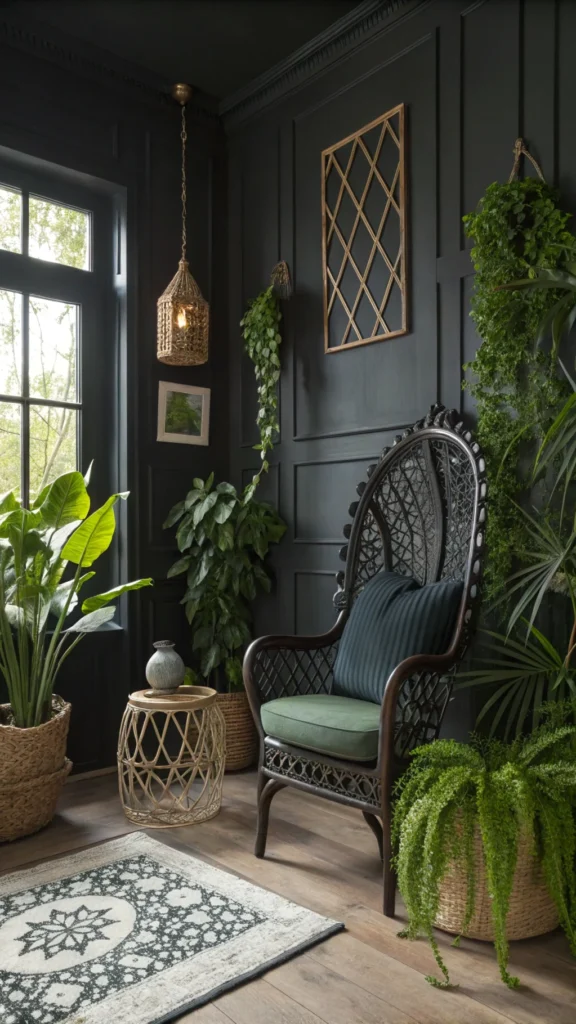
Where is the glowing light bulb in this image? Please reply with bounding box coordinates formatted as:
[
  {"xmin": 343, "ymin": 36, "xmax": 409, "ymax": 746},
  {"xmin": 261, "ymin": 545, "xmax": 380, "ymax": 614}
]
[{"xmin": 177, "ymin": 309, "xmax": 187, "ymax": 329}]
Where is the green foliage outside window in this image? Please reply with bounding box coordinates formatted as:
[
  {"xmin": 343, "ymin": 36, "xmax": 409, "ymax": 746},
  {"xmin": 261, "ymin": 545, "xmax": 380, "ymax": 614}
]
[{"xmin": 0, "ymin": 189, "xmax": 88, "ymax": 499}]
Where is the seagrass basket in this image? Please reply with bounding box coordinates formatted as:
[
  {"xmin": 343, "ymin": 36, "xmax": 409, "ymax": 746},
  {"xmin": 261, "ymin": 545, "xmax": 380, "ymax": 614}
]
[
  {"xmin": 186, "ymin": 689, "xmax": 257, "ymax": 772},
  {"xmin": 435, "ymin": 825, "xmax": 559, "ymax": 941},
  {"xmin": 0, "ymin": 696, "xmax": 72, "ymax": 842},
  {"xmin": 216, "ymin": 691, "xmax": 258, "ymax": 771}
]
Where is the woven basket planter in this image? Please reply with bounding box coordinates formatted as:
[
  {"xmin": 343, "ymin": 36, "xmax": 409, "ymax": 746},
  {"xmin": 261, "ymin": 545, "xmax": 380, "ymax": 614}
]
[
  {"xmin": 435, "ymin": 825, "xmax": 559, "ymax": 941},
  {"xmin": 216, "ymin": 691, "xmax": 258, "ymax": 772},
  {"xmin": 187, "ymin": 689, "xmax": 257, "ymax": 772},
  {"xmin": 0, "ymin": 696, "xmax": 72, "ymax": 842}
]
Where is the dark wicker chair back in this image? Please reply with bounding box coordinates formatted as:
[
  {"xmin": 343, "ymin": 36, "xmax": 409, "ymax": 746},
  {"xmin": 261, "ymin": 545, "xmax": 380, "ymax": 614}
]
[{"xmin": 335, "ymin": 405, "xmax": 486, "ymax": 759}]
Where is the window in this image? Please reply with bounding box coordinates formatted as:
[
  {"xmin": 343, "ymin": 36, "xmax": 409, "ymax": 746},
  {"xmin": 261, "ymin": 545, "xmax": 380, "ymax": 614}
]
[{"xmin": 0, "ymin": 165, "xmax": 111, "ymax": 507}]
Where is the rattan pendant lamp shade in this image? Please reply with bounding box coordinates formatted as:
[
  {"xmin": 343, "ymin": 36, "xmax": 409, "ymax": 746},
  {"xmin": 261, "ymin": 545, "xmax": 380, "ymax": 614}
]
[{"xmin": 157, "ymin": 83, "xmax": 209, "ymax": 366}]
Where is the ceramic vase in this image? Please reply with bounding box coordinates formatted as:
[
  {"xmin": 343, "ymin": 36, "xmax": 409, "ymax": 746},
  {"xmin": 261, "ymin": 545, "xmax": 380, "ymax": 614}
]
[{"xmin": 145, "ymin": 641, "xmax": 185, "ymax": 695}]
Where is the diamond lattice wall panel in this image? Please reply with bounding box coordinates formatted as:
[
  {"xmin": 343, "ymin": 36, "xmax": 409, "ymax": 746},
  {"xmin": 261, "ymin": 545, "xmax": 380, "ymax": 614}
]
[{"xmin": 321, "ymin": 103, "xmax": 407, "ymax": 353}]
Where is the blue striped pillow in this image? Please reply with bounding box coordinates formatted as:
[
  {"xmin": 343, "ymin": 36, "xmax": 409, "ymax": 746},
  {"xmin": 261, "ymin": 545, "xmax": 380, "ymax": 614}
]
[{"xmin": 333, "ymin": 571, "xmax": 463, "ymax": 704}]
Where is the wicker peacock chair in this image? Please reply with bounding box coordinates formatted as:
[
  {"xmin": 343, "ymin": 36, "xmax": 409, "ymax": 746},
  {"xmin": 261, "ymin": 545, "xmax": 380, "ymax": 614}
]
[{"xmin": 243, "ymin": 404, "xmax": 487, "ymax": 916}]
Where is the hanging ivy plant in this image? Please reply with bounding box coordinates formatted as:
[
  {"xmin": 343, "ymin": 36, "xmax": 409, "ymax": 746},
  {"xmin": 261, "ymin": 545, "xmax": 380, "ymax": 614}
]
[
  {"xmin": 463, "ymin": 177, "xmax": 576, "ymax": 598},
  {"xmin": 240, "ymin": 285, "xmax": 282, "ymax": 501}
]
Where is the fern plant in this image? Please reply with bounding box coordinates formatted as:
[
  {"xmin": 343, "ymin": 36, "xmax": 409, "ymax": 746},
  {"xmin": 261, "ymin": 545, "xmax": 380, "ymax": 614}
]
[{"xmin": 393, "ymin": 719, "xmax": 576, "ymax": 989}]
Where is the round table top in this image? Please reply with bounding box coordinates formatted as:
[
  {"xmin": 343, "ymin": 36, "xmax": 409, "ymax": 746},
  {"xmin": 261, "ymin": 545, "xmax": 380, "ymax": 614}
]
[{"xmin": 128, "ymin": 685, "xmax": 217, "ymax": 711}]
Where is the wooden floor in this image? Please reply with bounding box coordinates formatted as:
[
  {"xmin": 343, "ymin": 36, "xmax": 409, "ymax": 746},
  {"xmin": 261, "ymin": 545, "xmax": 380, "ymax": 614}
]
[{"xmin": 1, "ymin": 771, "xmax": 575, "ymax": 1024}]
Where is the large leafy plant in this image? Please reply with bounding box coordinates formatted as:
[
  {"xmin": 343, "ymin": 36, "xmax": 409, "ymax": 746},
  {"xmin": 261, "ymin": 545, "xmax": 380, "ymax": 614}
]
[
  {"xmin": 0, "ymin": 470, "xmax": 152, "ymax": 728},
  {"xmin": 393, "ymin": 720, "xmax": 576, "ymax": 989},
  {"xmin": 463, "ymin": 178, "xmax": 576, "ymax": 598},
  {"xmin": 164, "ymin": 475, "xmax": 285, "ymax": 688},
  {"xmin": 459, "ymin": 337, "xmax": 576, "ymax": 736}
]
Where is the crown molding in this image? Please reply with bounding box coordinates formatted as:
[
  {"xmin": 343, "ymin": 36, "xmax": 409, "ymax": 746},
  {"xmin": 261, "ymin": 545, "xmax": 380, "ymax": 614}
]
[
  {"xmin": 0, "ymin": 12, "xmax": 220, "ymax": 123},
  {"xmin": 219, "ymin": 0, "xmax": 426, "ymax": 129}
]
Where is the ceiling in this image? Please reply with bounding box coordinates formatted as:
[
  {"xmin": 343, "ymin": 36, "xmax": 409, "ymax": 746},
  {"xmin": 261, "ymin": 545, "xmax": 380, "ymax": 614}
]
[{"xmin": 9, "ymin": 0, "xmax": 363, "ymax": 99}]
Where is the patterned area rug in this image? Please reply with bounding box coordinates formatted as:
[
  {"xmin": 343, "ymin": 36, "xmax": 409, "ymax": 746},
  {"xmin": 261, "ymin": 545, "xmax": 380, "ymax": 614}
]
[{"xmin": 0, "ymin": 832, "xmax": 343, "ymax": 1024}]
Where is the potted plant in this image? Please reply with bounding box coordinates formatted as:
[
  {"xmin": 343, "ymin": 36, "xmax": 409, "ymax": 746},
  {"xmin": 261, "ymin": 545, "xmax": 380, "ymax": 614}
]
[
  {"xmin": 0, "ymin": 469, "xmax": 152, "ymax": 841},
  {"xmin": 164, "ymin": 474, "xmax": 285, "ymax": 769},
  {"xmin": 393, "ymin": 714, "xmax": 576, "ymax": 989}
]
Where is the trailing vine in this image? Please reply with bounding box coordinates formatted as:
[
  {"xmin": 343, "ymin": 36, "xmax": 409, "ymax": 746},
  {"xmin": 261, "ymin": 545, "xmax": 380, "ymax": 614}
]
[
  {"xmin": 393, "ymin": 717, "xmax": 576, "ymax": 989},
  {"xmin": 463, "ymin": 177, "xmax": 576, "ymax": 598},
  {"xmin": 240, "ymin": 285, "xmax": 282, "ymax": 501}
]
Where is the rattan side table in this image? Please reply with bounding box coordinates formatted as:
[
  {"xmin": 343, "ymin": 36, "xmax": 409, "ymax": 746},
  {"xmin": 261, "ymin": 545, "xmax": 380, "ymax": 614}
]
[{"xmin": 117, "ymin": 686, "xmax": 225, "ymax": 827}]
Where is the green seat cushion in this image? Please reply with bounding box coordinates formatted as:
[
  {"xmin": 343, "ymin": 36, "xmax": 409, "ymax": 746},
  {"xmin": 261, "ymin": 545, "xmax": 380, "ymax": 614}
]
[
  {"xmin": 261, "ymin": 694, "xmax": 381, "ymax": 762},
  {"xmin": 333, "ymin": 570, "xmax": 463, "ymax": 704}
]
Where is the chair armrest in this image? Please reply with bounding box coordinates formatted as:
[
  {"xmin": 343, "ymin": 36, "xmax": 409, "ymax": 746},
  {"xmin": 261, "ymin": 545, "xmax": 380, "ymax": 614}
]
[
  {"xmin": 380, "ymin": 652, "xmax": 457, "ymax": 764},
  {"xmin": 243, "ymin": 618, "xmax": 345, "ymax": 720}
]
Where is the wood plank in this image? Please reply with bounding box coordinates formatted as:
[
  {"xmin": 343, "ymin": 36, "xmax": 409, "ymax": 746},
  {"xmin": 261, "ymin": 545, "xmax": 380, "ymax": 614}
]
[
  {"xmin": 178, "ymin": 1004, "xmax": 232, "ymax": 1023},
  {"xmin": 346, "ymin": 907, "xmax": 576, "ymax": 1024},
  {"xmin": 267, "ymin": 953, "xmax": 418, "ymax": 1024},
  {"xmin": 214, "ymin": 976, "xmax": 329, "ymax": 1024},
  {"xmin": 308, "ymin": 931, "xmax": 513, "ymax": 1024}
]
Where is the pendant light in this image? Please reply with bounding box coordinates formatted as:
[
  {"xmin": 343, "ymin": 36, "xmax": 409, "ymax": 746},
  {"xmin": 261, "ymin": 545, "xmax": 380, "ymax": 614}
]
[{"xmin": 157, "ymin": 83, "xmax": 209, "ymax": 366}]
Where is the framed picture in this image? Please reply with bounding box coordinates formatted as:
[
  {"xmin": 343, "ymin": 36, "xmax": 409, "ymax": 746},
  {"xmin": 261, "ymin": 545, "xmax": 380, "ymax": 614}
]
[{"xmin": 157, "ymin": 381, "xmax": 210, "ymax": 445}]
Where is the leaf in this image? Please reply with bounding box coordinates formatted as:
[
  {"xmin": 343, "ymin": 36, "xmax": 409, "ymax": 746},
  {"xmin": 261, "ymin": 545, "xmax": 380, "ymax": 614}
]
[
  {"xmin": 192, "ymin": 625, "xmax": 213, "ymax": 650},
  {"xmin": 51, "ymin": 572, "xmax": 96, "ymax": 618},
  {"xmin": 192, "ymin": 477, "xmax": 205, "ymax": 490},
  {"xmin": 216, "ymin": 482, "xmax": 237, "ymax": 496},
  {"xmin": 0, "ymin": 491, "xmax": 18, "ymax": 514},
  {"xmin": 213, "ymin": 499, "xmax": 236, "ymax": 524},
  {"xmin": 81, "ymin": 578, "xmax": 153, "ymax": 612},
  {"xmin": 167, "ymin": 556, "xmax": 191, "ymax": 578},
  {"xmin": 4, "ymin": 604, "xmax": 23, "ymax": 627},
  {"xmin": 62, "ymin": 494, "xmax": 128, "ymax": 567},
  {"xmin": 184, "ymin": 489, "xmax": 203, "ymax": 509},
  {"xmin": 163, "ymin": 501, "xmax": 185, "ymax": 528},
  {"xmin": 201, "ymin": 643, "xmax": 222, "ymax": 677},
  {"xmin": 50, "ymin": 520, "xmax": 83, "ymax": 558},
  {"xmin": 187, "ymin": 551, "xmax": 213, "ymax": 589},
  {"xmin": 64, "ymin": 606, "xmax": 116, "ymax": 632},
  {"xmin": 39, "ymin": 471, "xmax": 90, "ymax": 528},
  {"xmin": 193, "ymin": 491, "xmax": 218, "ymax": 526}
]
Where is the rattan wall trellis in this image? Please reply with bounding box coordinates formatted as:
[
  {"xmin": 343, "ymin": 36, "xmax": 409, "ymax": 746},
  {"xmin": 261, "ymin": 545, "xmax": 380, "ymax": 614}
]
[{"xmin": 321, "ymin": 103, "xmax": 407, "ymax": 353}]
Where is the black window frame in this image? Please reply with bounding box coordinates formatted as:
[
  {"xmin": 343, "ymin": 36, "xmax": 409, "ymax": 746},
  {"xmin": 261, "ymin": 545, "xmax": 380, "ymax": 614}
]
[{"xmin": 0, "ymin": 158, "xmax": 115, "ymax": 511}]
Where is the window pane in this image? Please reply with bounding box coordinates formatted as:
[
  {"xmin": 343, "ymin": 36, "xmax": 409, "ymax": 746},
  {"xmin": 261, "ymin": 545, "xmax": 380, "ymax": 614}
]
[
  {"xmin": 0, "ymin": 401, "xmax": 21, "ymax": 497},
  {"xmin": 0, "ymin": 289, "xmax": 22, "ymax": 396},
  {"xmin": 0, "ymin": 184, "xmax": 21, "ymax": 254},
  {"xmin": 29, "ymin": 196, "xmax": 90, "ymax": 270},
  {"xmin": 29, "ymin": 296, "xmax": 78, "ymax": 402},
  {"xmin": 29, "ymin": 404, "xmax": 77, "ymax": 502}
]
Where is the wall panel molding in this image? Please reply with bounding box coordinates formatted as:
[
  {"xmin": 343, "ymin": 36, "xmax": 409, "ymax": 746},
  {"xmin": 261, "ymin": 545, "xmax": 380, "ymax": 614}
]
[{"xmin": 294, "ymin": 455, "xmax": 378, "ymax": 543}]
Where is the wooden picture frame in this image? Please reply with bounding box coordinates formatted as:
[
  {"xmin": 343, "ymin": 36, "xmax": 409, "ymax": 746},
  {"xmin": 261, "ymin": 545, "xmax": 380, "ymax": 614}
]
[
  {"xmin": 321, "ymin": 103, "xmax": 407, "ymax": 354},
  {"xmin": 157, "ymin": 381, "xmax": 210, "ymax": 445}
]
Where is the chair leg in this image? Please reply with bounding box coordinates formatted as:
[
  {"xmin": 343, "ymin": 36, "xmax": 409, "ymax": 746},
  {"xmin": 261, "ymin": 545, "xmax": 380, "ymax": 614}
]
[
  {"xmin": 362, "ymin": 811, "xmax": 383, "ymax": 861},
  {"xmin": 382, "ymin": 804, "xmax": 397, "ymax": 918},
  {"xmin": 255, "ymin": 777, "xmax": 285, "ymax": 858}
]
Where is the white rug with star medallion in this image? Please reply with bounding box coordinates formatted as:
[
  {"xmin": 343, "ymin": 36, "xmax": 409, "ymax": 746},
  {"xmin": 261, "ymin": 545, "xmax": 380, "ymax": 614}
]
[{"xmin": 0, "ymin": 832, "xmax": 343, "ymax": 1024}]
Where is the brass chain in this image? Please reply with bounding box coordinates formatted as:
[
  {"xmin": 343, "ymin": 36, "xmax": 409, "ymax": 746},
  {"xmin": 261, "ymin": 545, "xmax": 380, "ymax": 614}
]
[{"xmin": 180, "ymin": 102, "xmax": 187, "ymax": 261}]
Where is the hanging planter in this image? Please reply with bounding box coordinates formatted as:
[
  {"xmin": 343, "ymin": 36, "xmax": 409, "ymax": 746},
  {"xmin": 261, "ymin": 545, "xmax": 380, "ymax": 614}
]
[
  {"xmin": 157, "ymin": 83, "xmax": 209, "ymax": 366},
  {"xmin": 463, "ymin": 137, "xmax": 576, "ymax": 598}
]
